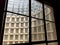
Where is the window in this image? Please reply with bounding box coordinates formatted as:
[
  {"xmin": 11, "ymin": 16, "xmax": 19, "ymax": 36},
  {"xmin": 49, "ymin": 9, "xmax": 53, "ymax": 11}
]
[
  {"xmin": 6, "ymin": 17, "xmax": 10, "ymax": 21},
  {"xmin": 25, "ymin": 17, "xmax": 28, "ymax": 21},
  {"xmin": 15, "ymin": 41, "xmax": 18, "ymax": 44},
  {"xmin": 6, "ymin": 23, "xmax": 9, "ymax": 27},
  {"xmin": 37, "ymin": 34, "xmax": 43, "ymax": 41},
  {"xmin": 2, "ymin": 0, "xmax": 58, "ymax": 45},
  {"xmin": 3, "ymin": 42, "xmax": 7, "ymax": 45},
  {"xmin": 16, "ymin": 23, "xmax": 19, "ymax": 27},
  {"xmin": 25, "ymin": 28, "xmax": 28, "ymax": 33},
  {"xmin": 11, "ymin": 17, "xmax": 15, "ymax": 21},
  {"xmin": 33, "ymin": 27, "xmax": 37, "ymax": 32},
  {"xmin": 16, "ymin": 18, "xmax": 19, "ymax": 21},
  {"xmin": 20, "ymin": 35, "xmax": 23, "ymax": 40},
  {"xmin": 10, "ymin": 35, "xmax": 13, "ymax": 40},
  {"xmin": 33, "ymin": 34, "xmax": 37, "ymax": 40},
  {"xmin": 15, "ymin": 35, "xmax": 18, "ymax": 40},
  {"xmin": 21, "ymin": 23, "xmax": 24, "ymax": 27},
  {"xmin": 37, "ymin": 26, "xmax": 41, "ymax": 32},
  {"xmin": 20, "ymin": 28, "xmax": 23, "ymax": 33},
  {"xmin": 10, "ymin": 29, "xmax": 14, "ymax": 33},
  {"xmin": 21, "ymin": 17, "xmax": 24, "ymax": 21},
  {"xmin": 9, "ymin": 41, "xmax": 13, "ymax": 44},
  {"xmin": 4, "ymin": 35, "xmax": 8, "ymax": 40},
  {"xmin": 11, "ymin": 23, "xmax": 14, "ymax": 27},
  {"xmin": 16, "ymin": 29, "xmax": 19, "ymax": 33},
  {"xmin": 25, "ymin": 22, "xmax": 28, "ymax": 26},
  {"xmin": 46, "ymin": 23, "xmax": 50, "ymax": 31},
  {"xmin": 25, "ymin": 35, "xmax": 28, "ymax": 40},
  {"xmin": 4, "ymin": 28, "xmax": 9, "ymax": 33}
]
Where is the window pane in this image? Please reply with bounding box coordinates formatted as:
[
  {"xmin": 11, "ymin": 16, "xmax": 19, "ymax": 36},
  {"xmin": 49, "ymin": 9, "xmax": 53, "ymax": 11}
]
[
  {"xmin": 45, "ymin": 4, "xmax": 54, "ymax": 21},
  {"xmin": 7, "ymin": 0, "xmax": 29, "ymax": 15},
  {"xmin": 3, "ymin": 12, "xmax": 29, "ymax": 44},
  {"xmin": 46, "ymin": 21, "xmax": 57, "ymax": 40},
  {"xmin": 31, "ymin": 18, "xmax": 45, "ymax": 42},
  {"xmin": 48, "ymin": 42, "xmax": 58, "ymax": 45},
  {"xmin": 31, "ymin": 0, "xmax": 43, "ymax": 19}
]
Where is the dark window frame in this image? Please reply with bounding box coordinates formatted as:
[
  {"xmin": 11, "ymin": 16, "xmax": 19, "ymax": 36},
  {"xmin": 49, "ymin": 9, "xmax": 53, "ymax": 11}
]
[{"xmin": 0, "ymin": 0, "xmax": 59, "ymax": 45}]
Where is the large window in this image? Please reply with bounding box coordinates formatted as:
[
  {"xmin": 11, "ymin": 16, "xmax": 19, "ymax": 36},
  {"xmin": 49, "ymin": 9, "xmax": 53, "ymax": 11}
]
[{"xmin": 2, "ymin": 0, "xmax": 58, "ymax": 45}]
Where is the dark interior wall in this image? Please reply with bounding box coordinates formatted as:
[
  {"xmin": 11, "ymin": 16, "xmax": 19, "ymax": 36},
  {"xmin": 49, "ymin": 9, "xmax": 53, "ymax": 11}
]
[{"xmin": 0, "ymin": 0, "xmax": 5, "ymax": 44}]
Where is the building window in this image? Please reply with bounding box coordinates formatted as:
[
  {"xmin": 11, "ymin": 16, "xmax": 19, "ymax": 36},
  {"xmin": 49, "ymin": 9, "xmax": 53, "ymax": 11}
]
[
  {"xmin": 16, "ymin": 18, "xmax": 19, "ymax": 21},
  {"xmin": 4, "ymin": 28, "xmax": 9, "ymax": 33},
  {"xmin": 10, "ymin": 35, "xmax": 13, "ymax": 40},
  {"xmin": 15, "ymin": 35, "xmax": 18, "ymax": 40},
  {"xmin": 6, "ymin": 17, "xmax": 10, "ymax": 21},
  {"xmin": 11, "ymin": 23, "xmax": 14, "ymax": 27},
  {"xmin": 21, "ymin": 17, "xmax": 24, "ymax": 21},
  {"xmin": 16, "ymin": 23, "xmax": 19, "ymax": 27},
  {"xmin": 11, "ymin": 17, "xmax": 15, "ymax": 21},
  {"xmin": 21, "ymin": 23, "xmax": 24, "ymax": 27},
  {"xmin": 25, "ymin": 22, "xmax": 28, "ymax": 26},
  {"xmin": 47, "ymin": 33, "xmax": 52, "ymax": 40},
  {"xmin": 10, "ymin": 29, "xmax": 14, "ymax": 33},
  {"xmin": 4, "ymin": 35, "xmax": 8, "ymax": 40},
  {"xmin": 25, "ymin": 17, "xmax": 28, "ymax": 21},
  {"xmin": 16, "ymin": 29, "xmax": 19, "ymax": 33},
  {"xmin": 25, "ymin": 35, "xmax": 28, "ymax": 40},
  {"xmin": 34, "ymin": 34, "xmax": 37, "ymax": 40},
  {"xmin": 33, "ymin": 27, "xmax": 37, "ymax": 32},
  {"xmin": 37, "ymin": 26, "xmax": 41, "ymax": 32},
  {"xmin": 6, "ymin": 23, "xmax": 9, "ymax": 27},
  {"xmin": 3, "ymin": 42, "xmax": 7, "ymax": 45},
  {"xmin": 38, "ymin": 34, "xmax": 42, "ymax": 40},
  {"xmin": 25, "ymin": 28, "xmax": 28, "ymax": 33},
  {"xmin": 9, "ymin": 41, "xmax": 13, "ymax": 44},
  {"xmin": 20, "ymin": 28, "xmax": 23, "ymax": 33},
  {"xmin": 20, "ymin": 35, "xmax": 23, "ymax": 40},
  {"xmin": 46, "ymin": 23, "xmax": 50, "ymax": 31},
  {"xmin": 15, "ymin": 41, "xmax": 18, "ymax": 44}
]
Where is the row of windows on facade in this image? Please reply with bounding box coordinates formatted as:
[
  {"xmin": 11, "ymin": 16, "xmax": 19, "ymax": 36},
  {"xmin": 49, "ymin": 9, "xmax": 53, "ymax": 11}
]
[
  {"xmin": 3, "ymin": 35, "xmax": 29, "ymax": 40},
  {"xmin": 5, "ymin": 22, "xmax": 29, "ymax": 27},
  {"xmin": 4, "ymin": 28, "xmax": 29, "ymax": 33},
  {"xmin": 3, "ymin": 41, "xmax": 28, "ymax": 45},
  {"xmin": 6, "ymin": 17, "xmax": 29, "ymax": 22},
  {"xmin": 3, "ymin": 32, "xmax": 53, "ymax": 41}
]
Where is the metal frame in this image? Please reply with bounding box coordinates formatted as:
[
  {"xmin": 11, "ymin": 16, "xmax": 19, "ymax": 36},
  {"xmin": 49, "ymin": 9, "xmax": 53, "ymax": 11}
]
[{"xmin": 0, "ymin": 0, "xmax": 59, "ymax": 45}]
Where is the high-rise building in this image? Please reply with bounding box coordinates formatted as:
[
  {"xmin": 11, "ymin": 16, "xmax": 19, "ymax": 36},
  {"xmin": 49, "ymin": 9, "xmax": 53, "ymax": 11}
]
[{"xmin": 2, "ymin": 0, "xmax": 57, "ymax": 45}]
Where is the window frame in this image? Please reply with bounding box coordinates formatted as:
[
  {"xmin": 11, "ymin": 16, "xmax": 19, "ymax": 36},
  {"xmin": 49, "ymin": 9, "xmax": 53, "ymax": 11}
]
[{"xmin": 0, "ymin": 0, "xmax": 59, "ymax": 45}]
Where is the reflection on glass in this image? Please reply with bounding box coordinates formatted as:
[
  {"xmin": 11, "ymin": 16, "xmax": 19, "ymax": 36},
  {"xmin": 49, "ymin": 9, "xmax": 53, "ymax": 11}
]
[
  {"xmin": 48, "ymin": 42, "xmax": 58, "ymax": 45},
  {"xmin": 3, "ymin": 12, "xmax": 29, "ymax": 45},
  {"xmin": 46, "ymin": 21, "xmax": 57, "ymax": 40},
  {"xmin": 31, "ymin": 0, "xmax": 43, "ymax": 19},
  {"xmin": 7, "ymin": 0, "xmax": 29, "ymax": 15},
  {"xmin": 31, "ymin": 18, "xmax": 45, "ymax": 42},
  {"xmin": 45, "ymin": 5, "xmax": 54, "ymax": 21},
  {"xmin": 33, "ymin": 43, "xmax": 46, "ymax": 45}
]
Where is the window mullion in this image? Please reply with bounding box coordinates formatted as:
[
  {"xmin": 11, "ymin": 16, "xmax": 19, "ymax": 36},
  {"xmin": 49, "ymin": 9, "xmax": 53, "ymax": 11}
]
[
  {"xmin": 42, "ymin": 3, "xmax": 48, "ymax": 45},
  {"xmin": 29, "ymin": 0, "xmax": 31, "ymax": 44}
]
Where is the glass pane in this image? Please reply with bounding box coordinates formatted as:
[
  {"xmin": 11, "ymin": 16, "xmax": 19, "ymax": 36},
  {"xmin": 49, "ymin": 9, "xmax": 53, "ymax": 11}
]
[
  {"xmin": 7, "ymin": 0, "xmax": 29, "ymax": 15},
  {"xmin": 33, "ymin": 43, "xmax": 46, "ymax": 45},
  {"xmin": 3, "ymin": 12, "xmax": 29, "ymax": 45},
  {"xmin": 31, "ymin": 0, "xmax": 43, "ymax": 19},
  {"xmin": 48, "ymin": 42, "xmax": 58, "ymax": 45},
  {"xmin": 31, "ymin": 18, "xmax": 45, "ymax": 42},
  {"xmin": 46, "ymin": 21, "xmax": 57, "ymax": 41},
  {"xmin": 44, "ymin": 4, "xmax": 54, "ymax": 21}
]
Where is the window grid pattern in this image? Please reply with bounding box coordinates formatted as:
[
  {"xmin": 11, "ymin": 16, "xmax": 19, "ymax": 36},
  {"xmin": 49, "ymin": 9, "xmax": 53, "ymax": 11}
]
[{"xmin": 2, "ymin": 0, "xmax": 58, "ymax": 45}]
